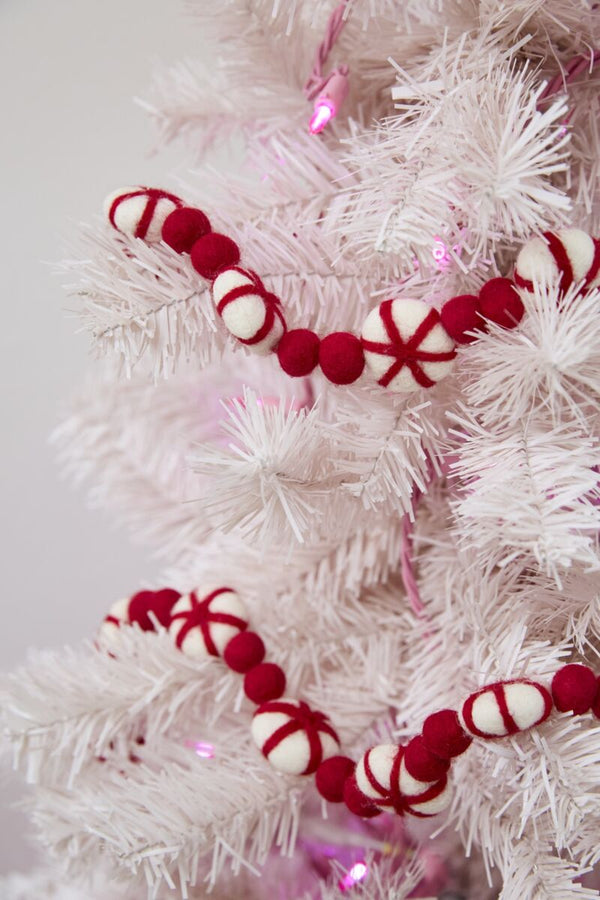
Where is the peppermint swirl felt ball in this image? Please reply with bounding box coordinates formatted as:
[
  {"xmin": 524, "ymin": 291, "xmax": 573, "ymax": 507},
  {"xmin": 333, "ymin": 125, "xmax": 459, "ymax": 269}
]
[
  {"xmin": 212, "ymin": 267, "xmax": 286, "ymax": 355},
  {"xmin": 515, "ymin": 229, "xmax": 600, "ymax": 294},
  {"xmin": 251, "ymin": 698, "xmax": 340, "ymax": 775},
  {"xmin": 361, "ymin": 298, "xmax": 456, "ymax": 391},
  {"xmin": 460, "ymin": 680, "xmax": 552, "ymax": 738},
  {"xmin": 104, "ymin": 186, "xmax": 183, "ymax": 242},
  {"xmin": 168, "ymin": 587, "xmax": 248, "ymax": 659}
]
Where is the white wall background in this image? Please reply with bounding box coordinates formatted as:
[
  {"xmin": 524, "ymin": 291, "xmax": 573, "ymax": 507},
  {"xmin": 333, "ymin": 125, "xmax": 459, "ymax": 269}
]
[{"xmin": 0, "ymin": 0, "xmax": 208, "ymax": 873}]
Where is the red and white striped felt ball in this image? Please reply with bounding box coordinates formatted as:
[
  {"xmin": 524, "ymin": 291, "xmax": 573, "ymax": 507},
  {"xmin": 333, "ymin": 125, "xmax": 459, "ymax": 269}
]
[
  {"xmin": 460, "ymin": 680, "xmax": 552, "ymax": 738},
  {"xmin": 212, "ymin": 267, "xmax": 286, "ymax": 354},
  {"xmin": 515, "ymin": 228, "xmax": 600, "ymax": 295},
  {"xmin": 354, "ymin": 744, "xmax": 451, "ymax": 817},
  {"xmin": 361, "ymin": 298, "xmax": 456, "ymax": 392},
  {"xmin": 251, "ymin": 698, "xmax": 340, "ymax": 775},
  {"xmin": 104, "ymin": 186, "xmax": 183, "ymax": 242},
  {"xmin": 168, "ymin": 587, "xmax": 248, "ymax": 659}
]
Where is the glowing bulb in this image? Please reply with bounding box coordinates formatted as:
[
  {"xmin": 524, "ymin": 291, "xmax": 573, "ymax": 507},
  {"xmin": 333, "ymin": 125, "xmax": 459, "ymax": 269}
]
[
  {"xmin": 185, "ymin": 740, "xmax": 215, "ymax": 758},
  {"xmin": 432, "ymin": 239, "xmax": 448, "ymax": 261},
  {"xmin": 308, "ymin": 68, "xmax": 349, "ymax": 134},
  {"xmin": 309, "ymin": 101, "xmax": 334, "ymax": 134},
  {"xmin": 338, "ymin": 861, "xmax": 368, "ymax": 891}
]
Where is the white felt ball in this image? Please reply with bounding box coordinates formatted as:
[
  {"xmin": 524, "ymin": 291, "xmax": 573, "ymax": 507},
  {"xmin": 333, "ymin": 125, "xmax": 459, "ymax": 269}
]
[
  {"xmin": 213, "ymin": 267, "xmax": 286, "ymax": 354},
  {"xmin": 398, "ymin": 756, "xmax": 435, "ymax": 797},
  {"xmin": 406, "ymin": 777, "xmax": 452, "ymax": 817},
  {"xmin": 460, "ymin": 680, "xmax": 552, "ymax": 739},
  {"xmin": 103, "ymin": 186, "xmax": 182, "ymax": 242},
  {"xmin": 98, "ymin": 597, "xmax": 130, "ymax": 641},
  {"xmin": 515, "ymin": 229, "xmax": 598, "ymax": 292},
  {"xmin": 361, "ymin": 298, "xmax": 455, "ymax": 392},
  {"xmin": 168, "ymin": 587, "xmax": 248, "ymax": 659},
  {"xmin": 355, "ymin": 744, "xmax": 399, "ymax": 809},
  {"xmin": 251, "ymin": 698, "xmax": 340, "ymax": 775}
]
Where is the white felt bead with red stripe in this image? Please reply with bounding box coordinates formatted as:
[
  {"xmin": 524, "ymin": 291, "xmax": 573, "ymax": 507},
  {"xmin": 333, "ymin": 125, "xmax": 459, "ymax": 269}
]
[
  {"xmin": 355, "ymin": 744, "xmax": 451, "ymax": 817},
  {"xmin": 361, "ymin": 299, "xmax": 456, "ymax": 392},
  {"xmin": 404, "ymin": 776, "xmax": 452, "ymax": 818},
  {"xmin": 514, "ymin": 229, "xmax": 600, "ymax": 294},
  {"xmin": 398, "ymin": 755, "xmax": 435, "ymax": 797},
  {"xmin": 104, "ymin": 186, "xmax": 183, "ymax": 242},
  {"xmin": 397, "ymin": 755, "xmax": 451, "ymax": 817},
  {"xmin": 98, "ymin": 597, "xmax": 130, "ymax": 641},
  {"xmin": 354, "ymin": 744, "xmax": 399, "ymax": 810},
  {"xmin": 460, "ymin": 680, "xmax": 553, "ymax": 739},
  {"xmin": 212, "ymin": 267, "xmax": 286, "ymax": 355},
  {"xmin": 251, "ymin": 698, "xmax": 340, "ymax": 775},
  {"xmin": 168, "ymin": 587, "xmax": 248, "ymax": 659}
]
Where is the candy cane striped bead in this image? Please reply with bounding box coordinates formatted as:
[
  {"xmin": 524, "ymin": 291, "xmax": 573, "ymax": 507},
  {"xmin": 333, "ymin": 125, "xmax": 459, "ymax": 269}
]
[
  {"xmin": 104, "ymin": 186, "xmax": 183, "ymax": 242},
  {"xmin": 212, "ymin": 267, "xmax": 286, "ymax": 354},
  {"xmin": 460, "ymin": 680, "xmax": 552, "ymax": 738}
]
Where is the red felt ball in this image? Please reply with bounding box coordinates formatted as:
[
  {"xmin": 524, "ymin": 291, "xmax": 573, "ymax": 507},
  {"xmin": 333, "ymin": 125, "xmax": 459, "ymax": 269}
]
[
  {"xmin": 315, "ymin": 755, "xmax": 356, "ymax": 803},
  {"xmin": 552, "ymin": 664, "xmax": 598, "ymax": 715},
  {"xmin": 592, "ymin": 678, "xmax": 600, "ymax": 719},
  {"xmin": 478, "ymin": 278, "xmax": 525, "ymax": 330},
  {"xmin": 440, "ymin": 294, "xmax": 484, "ymax": 344},
  {"xmin": 404, "ymin": 735, "xmax": 450, "ymax": 782},
  {"xmin": 244, "ymin": 662, "xmax": 286, "ymax": 704},
  {"xmin": 162, "ymin": 207, "xmax": 211, "ymax": 253},
  {"xmin": 343, "ymin": 776, "xmax": 381, "ymax": 818},
  {"xmin": 319, "ymin": 332, "xmax": 365, "ymax": 385},
  {"xmin": 128, "ymin": 588, "xmax": 182, "ymax": 631},
  {"xmin": 422, "ymin": 709, "xmax": 472, "ymax": 759},
  {"xmin": 223, "ymin": 631, "xmax": 266, "ymax": 673},
  {"xmin": 277, "ymin": 329, "xmax": 320, "ymax": 376},
  {"xmin": 191, "ymin": 233, "xmax": 240, "ymax": 280}
]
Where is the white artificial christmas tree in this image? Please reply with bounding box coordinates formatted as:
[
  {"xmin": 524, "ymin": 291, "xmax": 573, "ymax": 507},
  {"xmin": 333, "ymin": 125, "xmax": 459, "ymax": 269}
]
[{"xmin": 3, "ymin": 2, "xmax": 600, "ymax": 898}]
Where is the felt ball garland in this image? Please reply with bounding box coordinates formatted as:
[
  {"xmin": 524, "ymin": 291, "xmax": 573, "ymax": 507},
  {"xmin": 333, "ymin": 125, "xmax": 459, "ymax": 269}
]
[
  {"xmin": 96, "ymin": 594, "xmax": 600, "ymax": 822},
  {"xmin": 105, "ymin": 187, "xmax": 592, "ymax": 395}
]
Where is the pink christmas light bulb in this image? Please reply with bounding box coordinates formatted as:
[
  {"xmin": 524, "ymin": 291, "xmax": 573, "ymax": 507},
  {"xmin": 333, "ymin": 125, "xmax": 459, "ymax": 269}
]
[
  {"xmin": 309, "ymin": 101, "xmax": 334, "ymax": 134},
  {"xmin": 309, "ymin": 68, "xmax": 349, "ymax": 134},
  {"xmin": 338, "ymin": 860, "xmax": 368, "ymax": 891},
  {"xmin": 185, "ymin": 739, "xmax": 215, "ymax": 758}
]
